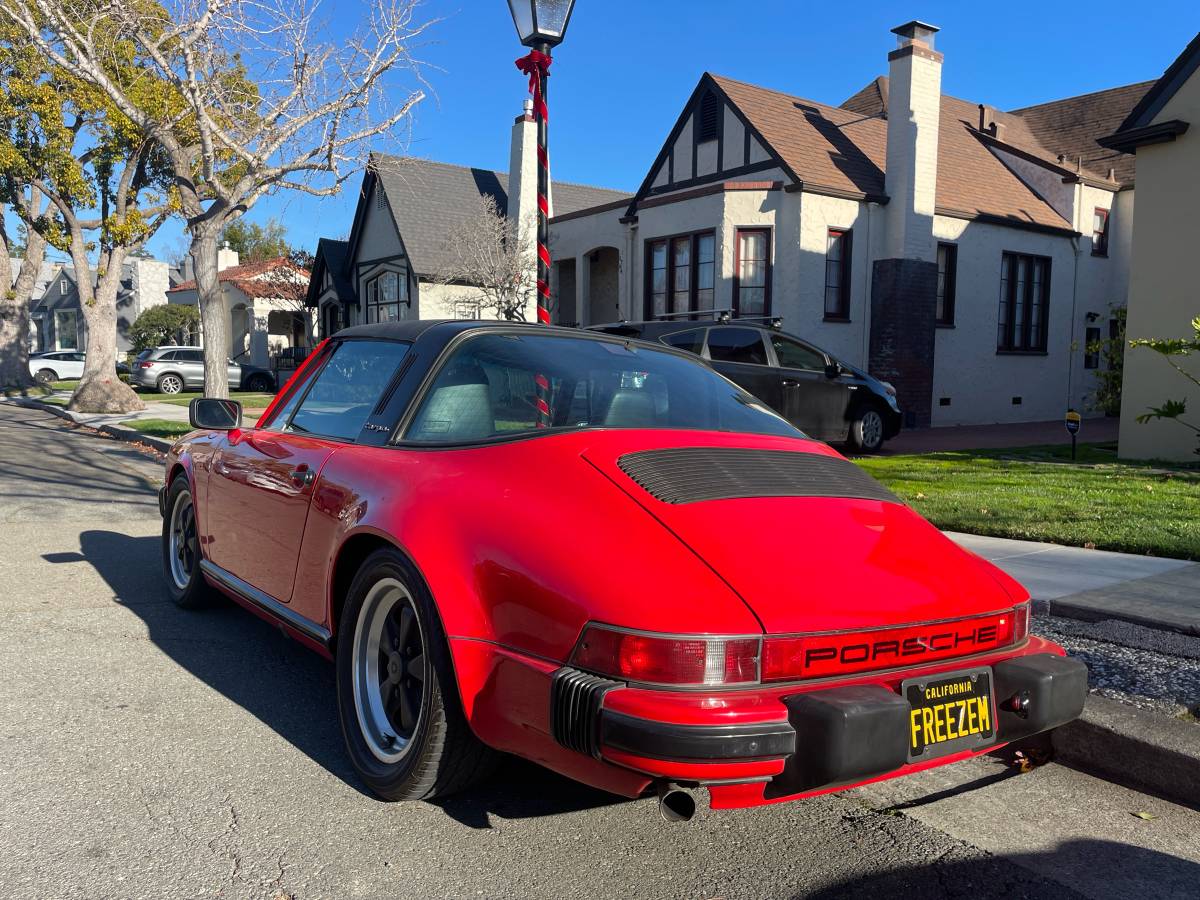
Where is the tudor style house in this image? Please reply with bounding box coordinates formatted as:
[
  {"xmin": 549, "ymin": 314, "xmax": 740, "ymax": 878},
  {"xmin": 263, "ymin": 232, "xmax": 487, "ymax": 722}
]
[
  {"xmin": 303, "ymin": 107, "xmax": 628, "ymax": 332},
  {"xmin": 551, "ymin": 21, "xmax": 1149, "ymax": 428}
]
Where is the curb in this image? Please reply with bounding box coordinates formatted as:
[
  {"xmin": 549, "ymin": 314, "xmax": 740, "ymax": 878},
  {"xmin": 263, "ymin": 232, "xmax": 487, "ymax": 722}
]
[
  {"xmin": 1043, "ymin": 596, "xmax": 1200, "ymax": 638},
  {"xmin": 1053, "ymin": 694, "xmax": 1200, "ymax": 809},
  {"xmin": 6, "ymin": 397, "xmax": 175, "ymax": 454}
]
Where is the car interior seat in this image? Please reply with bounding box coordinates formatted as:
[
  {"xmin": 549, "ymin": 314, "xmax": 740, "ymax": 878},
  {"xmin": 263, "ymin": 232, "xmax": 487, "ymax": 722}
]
[
  {"xmin": 408, "ymin": 364, "xmax": 495, "ymax": 441},
  {"xmin": 604, "ymin": 388, "xmax": 657, "ymax": 428}
]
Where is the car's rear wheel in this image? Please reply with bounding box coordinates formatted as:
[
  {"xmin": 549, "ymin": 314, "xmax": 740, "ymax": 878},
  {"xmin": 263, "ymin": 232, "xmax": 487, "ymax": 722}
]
[
  {"xmin": 34, "ymin": 368, "xmax": 58, "ymax": 385},
  {"xmin": 245, "ymin": 373, "xmax": 273, "ymax": 393},
  {"xmin": 849, "ymin": 405, "xmax": 886, "ymax": 453},
  {"xmin": 161, "ymin": 474, "xmax": 212, "ymax": 609},
  {"xmin": 336, "ymin": 548, "xmax": 495, "ymax": 801},
  {"xmin": 157, "ymin": 373, "xmax": 184, "ymax": 394}
]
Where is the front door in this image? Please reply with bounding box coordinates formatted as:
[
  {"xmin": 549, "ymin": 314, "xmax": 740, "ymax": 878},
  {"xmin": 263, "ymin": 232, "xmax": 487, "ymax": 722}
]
[
  {"xmin": 704, "ymin": 326, "xmax": 781, "ymax": 413},
  {"xmin": 768, "ymin": 333, "xmax": 853, "ymax": 441},
  {"xmin": 206, "ymin": 430, "xmax": 338, "ymax": 604}
]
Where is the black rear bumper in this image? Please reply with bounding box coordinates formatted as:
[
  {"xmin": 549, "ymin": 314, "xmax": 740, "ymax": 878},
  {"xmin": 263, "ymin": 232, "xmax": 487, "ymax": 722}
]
[{"xmin": 554, "ymin": 653, "xmax": 1087, "ymax": 794}]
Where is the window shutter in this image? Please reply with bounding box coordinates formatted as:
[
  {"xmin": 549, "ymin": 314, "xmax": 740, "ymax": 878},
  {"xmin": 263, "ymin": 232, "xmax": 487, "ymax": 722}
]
[{"xmin": 698, "ymin": 92, "xmax": 720, "ymax": 143}]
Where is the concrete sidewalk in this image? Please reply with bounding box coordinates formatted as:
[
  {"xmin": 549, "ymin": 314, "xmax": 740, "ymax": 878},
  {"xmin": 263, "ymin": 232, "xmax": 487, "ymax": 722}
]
[
  {"xmin": 886, "ymin": 417, "xmax": 1119, "ymax": 454},
  {"xmin": 950, "ymin": 531, "xmax": 1200, "ymax": 635}
]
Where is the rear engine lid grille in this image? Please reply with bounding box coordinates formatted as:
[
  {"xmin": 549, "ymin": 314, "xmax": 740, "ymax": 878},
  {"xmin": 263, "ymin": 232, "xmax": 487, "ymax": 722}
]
[{"xmin": 617, "ymin": 447, "xmax": 898, "ymax": 505}]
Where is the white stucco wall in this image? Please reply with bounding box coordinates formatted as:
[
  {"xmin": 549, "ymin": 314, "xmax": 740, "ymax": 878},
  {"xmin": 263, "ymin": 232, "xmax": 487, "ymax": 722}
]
[
  {"xmin": 931, "ymin": 215, "xmax": 1078, "ymax": 426},
  {"xmin": 1118, "ymin": 71, "xmax": 1200, "ymax": 461}
]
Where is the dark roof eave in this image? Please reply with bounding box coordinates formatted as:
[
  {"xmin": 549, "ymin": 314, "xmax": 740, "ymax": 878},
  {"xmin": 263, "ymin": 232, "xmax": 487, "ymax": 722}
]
[
  {"xmin": 784, "ymin": 181, "xmax": 889, "ymax": 204},
  {"xmin": 1098, "ymin": 119, "xmax": 1190, "ymax": 153}
]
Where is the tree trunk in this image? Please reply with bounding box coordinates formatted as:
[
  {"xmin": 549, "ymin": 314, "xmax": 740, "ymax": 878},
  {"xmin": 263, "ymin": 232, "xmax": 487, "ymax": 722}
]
[
  {"xmin": 192, "ymin": 232, "xmax": 230, "ymax": 398},
  {"xmin": 0, "ymin": 226, "xmax": 46, "ymax": 390},
  {"xmin": 67, "ymin": 245, "xmax": 145, "ymax": 413}
]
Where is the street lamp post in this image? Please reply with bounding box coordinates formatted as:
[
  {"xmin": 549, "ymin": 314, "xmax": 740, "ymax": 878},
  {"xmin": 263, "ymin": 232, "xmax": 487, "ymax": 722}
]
[{"xmin": 508, "ymin": 0, "xmax": 575, "ymax": 426}]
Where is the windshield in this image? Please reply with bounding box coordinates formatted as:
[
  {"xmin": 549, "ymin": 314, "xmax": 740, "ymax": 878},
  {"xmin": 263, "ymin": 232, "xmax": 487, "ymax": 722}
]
[{"xmin": 405, "ymin": 332, "xmax": 802, "ymax": 443}]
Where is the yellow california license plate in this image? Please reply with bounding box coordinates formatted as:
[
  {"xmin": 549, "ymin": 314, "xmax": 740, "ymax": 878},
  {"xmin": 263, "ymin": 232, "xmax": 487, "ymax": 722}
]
[{"xmin": 903, "ymin": 668, "xmax": 995, "ymax": 760}]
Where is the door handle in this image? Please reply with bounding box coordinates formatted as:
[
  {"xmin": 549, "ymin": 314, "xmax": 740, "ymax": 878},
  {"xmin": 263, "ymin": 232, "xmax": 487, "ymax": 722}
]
[
  {"xmin": 782, "ymin": 379, "xmax": 800, "ymax": 387},
  {"xmin": 290, "ymin": 465, "xmax": 316, "ymax": 487}
]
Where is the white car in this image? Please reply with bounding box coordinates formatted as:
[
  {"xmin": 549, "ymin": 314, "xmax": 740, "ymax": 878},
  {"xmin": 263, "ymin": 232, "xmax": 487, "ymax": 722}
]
[{"xmin": 29, "ymin": 351, "xmax": 86, "ymax": 383}]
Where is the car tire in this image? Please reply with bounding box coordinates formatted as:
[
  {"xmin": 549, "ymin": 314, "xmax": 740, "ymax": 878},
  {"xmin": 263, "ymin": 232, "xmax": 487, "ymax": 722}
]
[
  {"xmin": 245, "ymin": 373, "xmax": 273, "ymax": 393},
  {"xmin": 161, "ymin": 473, "xmax": 212, "ymax": 609},
  {"xmin": 157, "ymin": 373, "xmax": 184, "ymax": 394},
  {"xmin": 849, "ymin": 405, "xmax": 887, "ymax": 453},
  {"xmin": 336, "ymin": 547, "xmax": 496, "ymax": 801},
  {"xmin": 34, "ymin": 368, "xmax": 58, "ymax": 385}
]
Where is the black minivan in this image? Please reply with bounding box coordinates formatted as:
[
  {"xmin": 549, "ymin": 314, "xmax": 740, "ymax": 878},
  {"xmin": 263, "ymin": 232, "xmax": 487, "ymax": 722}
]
[{"xmin": 589, "ymin": 317, "xmax": 902, "ymax": 452}]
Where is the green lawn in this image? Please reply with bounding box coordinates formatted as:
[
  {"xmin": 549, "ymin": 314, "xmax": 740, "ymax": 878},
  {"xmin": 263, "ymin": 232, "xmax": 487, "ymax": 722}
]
[
  {"xmin": 127, "ymin": 419, "xmax": 195, "ymax": 439},
  {"xmin": 135, "ymin": 390, "xmax": 276, "ymax": 409},
  {"xmin": 857, "ymin": 443, "xmax": 1200, "ymax": 560}
]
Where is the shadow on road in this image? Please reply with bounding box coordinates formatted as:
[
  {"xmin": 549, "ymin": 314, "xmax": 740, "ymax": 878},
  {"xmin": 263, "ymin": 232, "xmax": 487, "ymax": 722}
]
[
  {"xmin": 806, "ymin": 839, "xmax": 1200, "ymax": 899},
  {"xmin": 49, "ymin": 528, "xmax": 629, "ymax": 824}
]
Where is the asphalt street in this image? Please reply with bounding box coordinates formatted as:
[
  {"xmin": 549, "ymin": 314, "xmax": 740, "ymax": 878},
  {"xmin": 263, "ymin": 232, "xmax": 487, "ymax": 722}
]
[{"xmin": 1, "ymin": 402, "xmax": 1198, "ymax": 900}]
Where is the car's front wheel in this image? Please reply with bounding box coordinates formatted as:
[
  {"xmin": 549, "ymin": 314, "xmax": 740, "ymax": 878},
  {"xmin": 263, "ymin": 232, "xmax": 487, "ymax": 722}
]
[
  {"xmin": 157, "ymin": 373, "xmax": 185, "ymax": 394},
  {"xmin": 161, "ymin": 473, "xmax": 213, "ymax": 609},
  {"xmin": 336, "ymin": 548, "xmax": 495, "ymax": 801},
  {"xmin": 849, "ymin": 405, "xmax": 887, "ymax": 453}
]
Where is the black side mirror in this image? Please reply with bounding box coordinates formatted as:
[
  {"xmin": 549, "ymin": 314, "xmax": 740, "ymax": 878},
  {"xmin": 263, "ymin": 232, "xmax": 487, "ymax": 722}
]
[
  {"xmin": 824, "ymin": 362, "xmax": 841, "ymax": 380},
  {"xmin": 189, "ymin": 397, "xmax": 243, "ymax": 430}
]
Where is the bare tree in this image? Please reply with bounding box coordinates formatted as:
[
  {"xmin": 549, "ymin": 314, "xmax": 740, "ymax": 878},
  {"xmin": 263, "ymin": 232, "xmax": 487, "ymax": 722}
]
[
  {"xmin": 0, "ymin": 190, "xmax": 47, "ymax": 389},
  {"xmin": 432, "ymin": 194, "xmax": 536, "ymax": 322},
  {"xmin": 1, "ymin": 0, "xmax": 432, "ymax": 397}
]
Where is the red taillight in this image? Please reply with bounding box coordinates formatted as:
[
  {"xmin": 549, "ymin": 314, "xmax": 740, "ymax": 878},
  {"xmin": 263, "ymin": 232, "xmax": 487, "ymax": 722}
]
[
  {"xmin": 761, "ymin": 607, "xmax": 1030, "ymax": 682},
  {"xmin": 139, "ymin": 361, "xmax": 155, "ymax": 368},
  {"xmin": 571, "ymin": 625, "xmax": 759, "ymax": 686}
]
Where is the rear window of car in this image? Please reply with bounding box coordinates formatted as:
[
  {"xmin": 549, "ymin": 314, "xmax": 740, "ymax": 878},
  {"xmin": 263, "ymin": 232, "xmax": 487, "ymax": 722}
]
[
  {"xmin": 707, "ymin": 327, "xmax": 768, "ymax": 366},
  {"xmin": 405, "ymin": 332, "xmax": 799, "ymax": 444},
  {"xmin": 283, "ymin": 340, "xmax": 410, "ymax": 440}
]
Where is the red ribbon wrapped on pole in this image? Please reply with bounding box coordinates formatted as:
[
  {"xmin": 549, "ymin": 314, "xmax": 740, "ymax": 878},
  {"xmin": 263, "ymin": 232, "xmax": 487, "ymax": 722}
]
[{"xmin": 515, "ymin": 50, "xmax": 552, "ymax": 121}]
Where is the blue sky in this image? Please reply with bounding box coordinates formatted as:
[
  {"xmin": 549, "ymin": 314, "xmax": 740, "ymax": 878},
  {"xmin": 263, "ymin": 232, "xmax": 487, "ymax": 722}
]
[{"xmin": 31, "ymin": 0, "xmax": 1200, "ymax": 263}]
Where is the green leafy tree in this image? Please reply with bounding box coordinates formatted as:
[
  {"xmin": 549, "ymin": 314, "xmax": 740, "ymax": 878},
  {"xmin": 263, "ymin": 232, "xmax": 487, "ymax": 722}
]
[
  {"xmin": 1130, "ymin": 316, "xmax": 1200, "ymax": 456},
  {"xmin": 1085, "ymin": 306, "xmax": 1126, "ymax": 417},
  {"xmin": 128, "ymin": 303, "xmax": 198, "ymax": 352},
  {"xmin": 220, "ymin": 217, "xmax": 292, "ymax": 263},
  {"xmin": 0, "ymin": 7, "xmax": 177, "ymax": 411}
]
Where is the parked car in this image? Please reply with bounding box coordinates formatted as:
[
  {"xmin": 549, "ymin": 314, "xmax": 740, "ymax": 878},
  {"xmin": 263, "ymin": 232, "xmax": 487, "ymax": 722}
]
[
  {"xmin": 131, "ymin": 346, "xmax": 276, "ymax": 394},
  {"xmin": 160, "ymin": 321, "xmax": 1085, "ymax": 817},
  {"xmin": 29, "ymin": 351, "xmax": 129, "ymax": 383},
  {"xmin": 589, "ymin": 317, "xmax": 902, "ymax": 452}
]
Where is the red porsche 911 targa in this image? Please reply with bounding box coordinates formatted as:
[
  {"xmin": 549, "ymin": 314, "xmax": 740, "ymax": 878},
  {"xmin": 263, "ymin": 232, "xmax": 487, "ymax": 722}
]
[{"xmin": 161, "ymin": 321, "xmax": 1086, "ymax": 818}]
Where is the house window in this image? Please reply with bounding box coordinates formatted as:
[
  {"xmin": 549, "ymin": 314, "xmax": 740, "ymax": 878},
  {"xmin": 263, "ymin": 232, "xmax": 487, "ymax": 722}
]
[
  {"xmin": 59, "ymin": 279, "xmax": 67, "ymax": 293},
  {"xmin": 1084, "ymin": 326, "xmax": 1101, "ymax": 369},
  {"xmin": 697, "ymin": 92, "xmax": 720, "ymax": 143},
  {"xmin": 824, "ymin": 229, "xmax": 852, "ymax": 320},
  {"xmin": 644, "ymin": 231, "xmax": 716, "ymax": 319},
  {"xmin": 365, "ymin": 270, "xmax": 408, "ymax": 323},
  {"xmin": 734, "ymin": 228, "xmax": 770, "ymax": 317},
  {"xmin": 997, "ymin": 252, "xmax": 1051, "ymax": 352},
  {"xmin": 936, "ymin": 242, "xmax": 957, "ymax": 326},
  {"xmin": 1092, "ymin": 208, "xmax": 1109, "ymax": 257}
]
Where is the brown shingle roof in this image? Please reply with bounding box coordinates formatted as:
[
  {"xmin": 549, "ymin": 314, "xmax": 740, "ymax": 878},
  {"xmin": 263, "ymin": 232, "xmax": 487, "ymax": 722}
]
[
  {"xmin": 711, "ymin": 74, "xmax": 1070, "ymax": 230},
  {"xmin": 1008, "ymin": 81, "xmax": 1154, "ymax": 185},
  {"xmin": 168, "ymin": 257, "xmax": 310, "ymax": 302}
]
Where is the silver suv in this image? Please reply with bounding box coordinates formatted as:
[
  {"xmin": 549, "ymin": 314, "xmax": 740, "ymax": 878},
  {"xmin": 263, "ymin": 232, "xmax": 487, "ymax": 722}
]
[{"xmin": 131, "ymin": 346, "xmax": 276, "ymax": 394}]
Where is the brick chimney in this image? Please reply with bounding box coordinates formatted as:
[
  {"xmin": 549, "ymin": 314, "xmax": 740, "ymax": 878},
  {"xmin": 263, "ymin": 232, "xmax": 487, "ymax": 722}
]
[
  {"xmin": 882, "ymin": 20, "xmax": 941, "ymax": 261},
  {"xmin": 870, "ymin": 20, "xmax": 943, "ymax": 428}
]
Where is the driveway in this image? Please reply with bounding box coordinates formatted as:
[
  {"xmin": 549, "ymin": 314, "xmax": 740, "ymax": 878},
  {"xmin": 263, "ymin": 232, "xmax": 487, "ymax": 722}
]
[{"xmin": 1, "ymin": 403, "xmax": 1197, "ymax": 899}]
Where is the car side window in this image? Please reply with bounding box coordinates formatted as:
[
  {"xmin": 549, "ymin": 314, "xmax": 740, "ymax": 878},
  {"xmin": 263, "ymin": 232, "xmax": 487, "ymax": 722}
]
[
  {"xmin": 771, "ymin": 335, "xmax": 827, "ymax": 372},
  {"xmin": 706, "ymin": 327, "xmax": 768, "ymax": 366},
  {"xmin": 660, "ymin": 328, "xmax": 707, "ymax": 356},
  {"xmin": 181, "ymin": 350, "xmax": 204, "ymax": 363},
  {"xmin": 157, "ymin": 351, "xmax": 177, "ymax": 361},
  {"xmin": 285, "ymin": 340, "xmax": 409, "ymax": 440}
]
